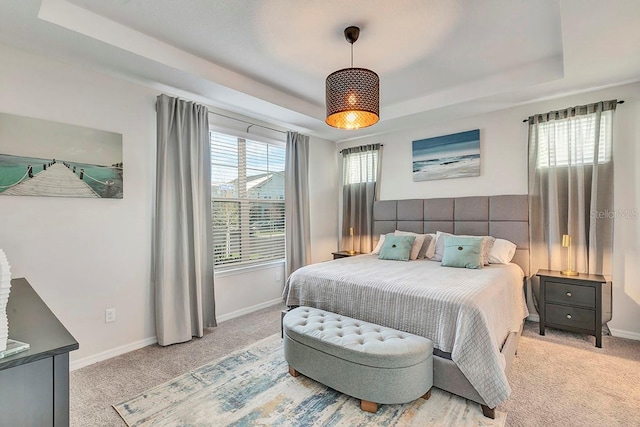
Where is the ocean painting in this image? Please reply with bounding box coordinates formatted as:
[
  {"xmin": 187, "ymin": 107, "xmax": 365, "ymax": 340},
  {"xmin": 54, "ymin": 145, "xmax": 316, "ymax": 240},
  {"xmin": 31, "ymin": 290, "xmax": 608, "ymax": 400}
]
[
  {"xmin": 0, "ymin": 113, "xmax": 123, "ymax": 198},
  {"xmin": 412, "ymin": 129, "xmax": 480, "ymax": 181}
]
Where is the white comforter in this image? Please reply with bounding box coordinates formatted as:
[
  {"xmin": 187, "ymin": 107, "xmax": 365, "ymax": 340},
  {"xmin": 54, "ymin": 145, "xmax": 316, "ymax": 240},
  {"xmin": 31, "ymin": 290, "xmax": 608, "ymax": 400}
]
[{"xmin": 283, "ymin": 255, "xmax": 529, "ymax": 408}]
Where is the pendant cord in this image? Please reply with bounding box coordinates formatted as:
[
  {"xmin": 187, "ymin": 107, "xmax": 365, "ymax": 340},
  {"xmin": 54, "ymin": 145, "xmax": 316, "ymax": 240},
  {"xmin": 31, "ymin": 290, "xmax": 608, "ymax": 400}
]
[{"xmin": 350, "ymin": 43, "xmax": 353, "ymax": 68}]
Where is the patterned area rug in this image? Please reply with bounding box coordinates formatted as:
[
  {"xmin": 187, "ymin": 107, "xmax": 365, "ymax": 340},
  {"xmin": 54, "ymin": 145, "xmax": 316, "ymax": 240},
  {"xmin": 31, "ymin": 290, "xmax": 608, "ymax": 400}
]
[{"xmin": 113, "ymin": 334, "xmax": 506, "ymax": 426}]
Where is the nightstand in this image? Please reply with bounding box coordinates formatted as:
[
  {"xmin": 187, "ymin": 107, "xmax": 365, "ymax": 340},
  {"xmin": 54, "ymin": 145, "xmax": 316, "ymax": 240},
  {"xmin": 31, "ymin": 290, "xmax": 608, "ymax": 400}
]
[
  {"xmin": 331, "ymin": 251, "xmax": 362, "ymax": 260},
  {"xmin": 536, "ymin": 269, "xmax": 612, "ymax": 348}
]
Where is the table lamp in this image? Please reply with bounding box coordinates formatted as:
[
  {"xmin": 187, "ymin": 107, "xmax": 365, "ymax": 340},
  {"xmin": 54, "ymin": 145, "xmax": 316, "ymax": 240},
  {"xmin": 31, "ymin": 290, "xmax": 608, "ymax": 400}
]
[
  {"xmin": 348, "ymin": 227, "xmax": 356, "ymax": 254},
  {"xmin": 561, "ymin": 234, "xmax": 578, "ymax": 276}
]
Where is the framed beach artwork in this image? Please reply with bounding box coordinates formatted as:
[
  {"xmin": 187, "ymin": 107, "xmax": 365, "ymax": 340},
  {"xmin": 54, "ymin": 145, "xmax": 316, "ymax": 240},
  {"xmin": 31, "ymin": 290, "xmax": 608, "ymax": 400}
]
[
  {"xmin": 412, "ymin": 129, "xmax": 480, "ymax": 182},
  {"xmin": 0, "ymin": 112, "xmax": 123, "ymax": 198}
]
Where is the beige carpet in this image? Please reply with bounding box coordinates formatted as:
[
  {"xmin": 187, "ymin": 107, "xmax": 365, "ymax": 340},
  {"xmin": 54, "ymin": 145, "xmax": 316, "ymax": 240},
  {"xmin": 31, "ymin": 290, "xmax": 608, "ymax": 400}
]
[
  {"xmin": 71, "ymin": 305, "xmax": 640, "ymax": 426},
  {"xmin": 501, "ymin": 322, "xmax": 640, "ymax": 426},
  {"xmin": 70, "ymin": 304, "xmax": 286, "ymax": 427},
  {"xmin": 113, "ymin": 334, "xmax": 505, "ymax": 427}
]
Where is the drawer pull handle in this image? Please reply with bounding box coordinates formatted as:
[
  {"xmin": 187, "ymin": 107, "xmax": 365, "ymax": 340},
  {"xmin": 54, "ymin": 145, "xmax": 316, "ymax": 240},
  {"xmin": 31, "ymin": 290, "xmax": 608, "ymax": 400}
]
[
  {"xmin": 566, "ymin": 292, "xmax": 572, "ymax": 297},
  {"xmin": 566, "ymin": 314, "xmax": 572, "ymax": 319}
]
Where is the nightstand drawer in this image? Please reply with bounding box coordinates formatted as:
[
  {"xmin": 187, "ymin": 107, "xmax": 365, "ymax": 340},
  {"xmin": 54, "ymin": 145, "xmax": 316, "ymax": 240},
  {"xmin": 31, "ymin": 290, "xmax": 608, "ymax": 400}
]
[
  {"xmin": 545, "ymin": 281, "xmax": 595, "ymax": 308},
  {"xmin": 546, "ymin": 303, "xmax": 595, "ymax": 331}
]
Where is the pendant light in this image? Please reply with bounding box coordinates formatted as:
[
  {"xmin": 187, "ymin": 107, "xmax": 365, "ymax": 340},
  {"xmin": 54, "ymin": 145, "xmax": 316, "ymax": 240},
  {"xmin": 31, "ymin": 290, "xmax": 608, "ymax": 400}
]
[{"xmin": 325, "ymin": 26, "xmax": 380, "ymax": 130}]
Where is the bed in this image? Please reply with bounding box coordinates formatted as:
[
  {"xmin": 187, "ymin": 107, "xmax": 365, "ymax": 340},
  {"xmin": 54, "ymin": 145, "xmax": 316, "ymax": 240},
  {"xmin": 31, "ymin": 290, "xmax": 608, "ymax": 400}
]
[{"xmin": 283, "ymin": 195, "xmax": 530, "ymax": 417}]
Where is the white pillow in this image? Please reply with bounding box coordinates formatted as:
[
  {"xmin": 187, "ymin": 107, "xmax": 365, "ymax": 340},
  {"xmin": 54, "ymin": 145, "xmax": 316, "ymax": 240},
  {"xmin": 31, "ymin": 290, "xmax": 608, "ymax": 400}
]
[
  {"xmin": 488, "ymin": 238, "xmax": 517, "ymax": 264},
  {"xmin": 434, "ymin": 231, "xmax": 451, "ymax": 262},
  {"xmin": 481, "ymin": 236, "xmax": 496, "ymax": 265},
  {"xmin": 434, "ymin": 231, "xmax": 495, "ymax": 265},
  {"xmin": 394, "ymin": 230, "xmax": 426, "ymax": 260},
  {"xmin": 372, "ymin": 234, "xmax": 386, "ymax": 254}
]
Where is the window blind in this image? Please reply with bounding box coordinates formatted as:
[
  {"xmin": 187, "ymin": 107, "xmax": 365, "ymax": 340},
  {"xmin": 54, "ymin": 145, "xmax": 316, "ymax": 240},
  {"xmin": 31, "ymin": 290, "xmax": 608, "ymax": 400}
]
[
  {"xmin": 211, "ymin": 131, "xmax": 285, "ymax": 268},
  {"xmin": 343, "ymin": 150, "xmax": 379, "ymax": 184},
  {"xmin": 533, "ymin": 110, "xmax": 612, "ymax": 168}
]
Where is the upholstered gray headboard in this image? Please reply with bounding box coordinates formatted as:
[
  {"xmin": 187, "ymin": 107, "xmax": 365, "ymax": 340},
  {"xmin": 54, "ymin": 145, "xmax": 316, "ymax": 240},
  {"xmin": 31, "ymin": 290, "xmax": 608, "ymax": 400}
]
[{"xmin": 372, "ymin": 195, "xmax": 530, "ymax": 276}]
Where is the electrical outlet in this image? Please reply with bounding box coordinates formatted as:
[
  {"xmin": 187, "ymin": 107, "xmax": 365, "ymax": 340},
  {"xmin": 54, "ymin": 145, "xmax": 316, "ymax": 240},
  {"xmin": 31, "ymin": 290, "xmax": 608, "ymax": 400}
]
[
  {"xmin": 105, "ymin": 308, "xmax": 116, "ymax": 323},
  {"xmin": 275, "ymin": 270, "xmax": 282, "ymax": 281}
]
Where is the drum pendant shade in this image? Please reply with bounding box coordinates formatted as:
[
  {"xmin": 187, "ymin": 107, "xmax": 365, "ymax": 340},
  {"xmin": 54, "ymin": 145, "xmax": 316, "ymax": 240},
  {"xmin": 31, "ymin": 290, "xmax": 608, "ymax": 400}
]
[{"xmin": 325, "ymin": 26, "xmax": 380, "ymax": 130}]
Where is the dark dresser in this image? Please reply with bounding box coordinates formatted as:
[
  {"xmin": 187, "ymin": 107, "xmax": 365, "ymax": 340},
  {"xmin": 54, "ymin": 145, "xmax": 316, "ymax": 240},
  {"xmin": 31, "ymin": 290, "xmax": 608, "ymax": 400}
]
[
  {"xmin": 0, "ymin": 278, "xmax": 79, "ymax": 426},
  {"xmin": 537, "ymin": 269, "xmax": 612, "ymax": 347}
]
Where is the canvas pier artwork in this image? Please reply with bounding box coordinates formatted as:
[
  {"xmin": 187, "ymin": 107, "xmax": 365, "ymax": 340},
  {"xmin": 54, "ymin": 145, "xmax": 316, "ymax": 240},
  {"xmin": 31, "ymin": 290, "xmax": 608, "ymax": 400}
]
[{"xmin": 0, "ymin": 113, "xmax": 123, "ymax": 199}]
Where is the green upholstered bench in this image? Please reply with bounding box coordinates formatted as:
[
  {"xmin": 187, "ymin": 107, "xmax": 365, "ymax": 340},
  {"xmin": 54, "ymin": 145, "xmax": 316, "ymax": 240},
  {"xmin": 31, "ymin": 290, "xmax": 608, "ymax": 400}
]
[{"xmin": 283, "ymin": 306, "xmax": 433, "ymax": 413}]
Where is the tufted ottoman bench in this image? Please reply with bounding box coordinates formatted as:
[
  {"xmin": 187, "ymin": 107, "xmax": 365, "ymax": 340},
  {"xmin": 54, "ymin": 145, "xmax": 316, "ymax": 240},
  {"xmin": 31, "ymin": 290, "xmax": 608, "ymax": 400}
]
[{"xmin": 283, "ymin": 306, "xmax": 433, "ymax": 413}]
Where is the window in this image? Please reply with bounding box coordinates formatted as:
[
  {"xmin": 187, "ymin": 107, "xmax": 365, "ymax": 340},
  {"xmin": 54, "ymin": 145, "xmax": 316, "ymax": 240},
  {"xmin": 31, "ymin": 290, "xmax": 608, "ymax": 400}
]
[
  {"xmin": 343, "ymin": 149, "xmax": 379, "ymax": 184},
  {"xmin": 211, "ymin": 131, "xmax": 285, "ymax": 269},
  {"xmin": 534, "ymin": 110, "xmax": 612, "ymax": 168}
]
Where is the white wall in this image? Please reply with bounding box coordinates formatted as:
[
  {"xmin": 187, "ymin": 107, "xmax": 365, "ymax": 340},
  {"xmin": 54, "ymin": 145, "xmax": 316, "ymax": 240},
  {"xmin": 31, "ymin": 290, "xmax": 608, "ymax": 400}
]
[
  {"xmin": 308, "ymin": 136, "xmax": 340, "ymax": 263},
  {"xmin": 0, "ymin": 44, "xmax": 157, "ymax": 365},
  {"xmin": 214, "ymin": 264, "xmax": 286, "ymax": 322},
  {"xmin": 338, "ymin": 81, "xmax": 640, "ymax": 339},
  {"xmin": 0, "ymin": 44, "xmax": 340, "ymax": 368}
]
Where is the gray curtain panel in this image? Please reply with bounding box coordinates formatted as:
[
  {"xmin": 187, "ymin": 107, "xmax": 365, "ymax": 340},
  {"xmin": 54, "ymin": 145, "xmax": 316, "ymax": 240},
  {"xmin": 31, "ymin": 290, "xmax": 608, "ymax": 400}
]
[
  {"xmin": 342, "ymin": 144, "xmax": 382, "ymax": 253},
  {"xmin": 528, "ymin": 100, "xmax": 616, "ymax": 310},
  {"xmin": 153, "ymin": 94, "xmax": 216, "ymax": 346},
  {"xmin": 285, "ymin": 131, "xmax": 311, "ymax": 278}
]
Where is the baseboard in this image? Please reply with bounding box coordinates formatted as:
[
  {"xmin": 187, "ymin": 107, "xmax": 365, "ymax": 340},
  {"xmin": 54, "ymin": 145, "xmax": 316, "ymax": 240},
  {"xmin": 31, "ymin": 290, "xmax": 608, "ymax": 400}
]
[
  {"xmin": 70, "ymin": 299, "xmax": 282, "ymax": 371},
  {"xmin": 70, "ymin": 336, "xmax": 157, "ymax": 371},
  {"xmin": 216, "ymin": 298, "xmax": 282, "ymax": 323},
  {"xmin": 527, "ymin": 314, "xmax": 540, "ymax": 322},
  {"xmin": 609, "ymin": 328, "xmax": 640, "ymax": 341}
]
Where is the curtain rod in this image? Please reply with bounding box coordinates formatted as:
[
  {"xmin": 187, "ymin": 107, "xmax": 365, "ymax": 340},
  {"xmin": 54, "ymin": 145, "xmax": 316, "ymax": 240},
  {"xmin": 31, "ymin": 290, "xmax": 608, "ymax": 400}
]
[
  {"xmin": 155, "ymin": 97, "xmax": 287, "ymax": 134},
  {"xmin": 339, "ymin": 143, "xmax": 384, "ymax": 154},
  {"xmin": 521, "ymin": 100, "xmax": 624, "ymax": 123},
  {"xmin": 209, "ymin": 111, "xmax": 287, "ymax": 134}
]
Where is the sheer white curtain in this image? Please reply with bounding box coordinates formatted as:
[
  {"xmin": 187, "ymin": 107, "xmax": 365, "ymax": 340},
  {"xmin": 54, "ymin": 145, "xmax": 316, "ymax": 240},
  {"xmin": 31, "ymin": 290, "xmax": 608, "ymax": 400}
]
[
  {"xmin": 153, "ymin": 94, "xmax": 215, "ymax": 346},
  {"xmin": 529, "ymin": 100, "xmax": 616, "ymax": 307},
  {"xmin": 341, "ymin": 144, "xmax": 382, "ymax": 253},
  {"xmin": 285, "ymin": 131, "xmax": 311, "ymax": 278}
]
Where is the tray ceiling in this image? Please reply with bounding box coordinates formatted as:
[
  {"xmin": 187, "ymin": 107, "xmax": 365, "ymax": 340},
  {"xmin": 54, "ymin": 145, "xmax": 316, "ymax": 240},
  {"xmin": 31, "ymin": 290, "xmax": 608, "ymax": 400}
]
[{"xmin": 0, "ymin": 0, "xmax": 639, "ymax": 141}]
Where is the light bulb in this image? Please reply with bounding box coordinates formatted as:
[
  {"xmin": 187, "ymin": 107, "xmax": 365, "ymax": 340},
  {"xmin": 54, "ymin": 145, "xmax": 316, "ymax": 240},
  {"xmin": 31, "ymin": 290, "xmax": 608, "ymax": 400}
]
[
  {"xmin": 348, "ymin": 93, "xmax": 357, "ymax": 105},
  {"xmin": 346, "ymin": 112, "xmax": 357, "ymax": 123}
]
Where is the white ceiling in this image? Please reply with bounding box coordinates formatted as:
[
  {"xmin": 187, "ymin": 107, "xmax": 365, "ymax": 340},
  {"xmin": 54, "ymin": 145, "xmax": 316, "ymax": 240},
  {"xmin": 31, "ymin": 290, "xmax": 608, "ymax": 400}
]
[{"xmin": 1, "ymin": 0, "xmax": 639, "ymax": 142}]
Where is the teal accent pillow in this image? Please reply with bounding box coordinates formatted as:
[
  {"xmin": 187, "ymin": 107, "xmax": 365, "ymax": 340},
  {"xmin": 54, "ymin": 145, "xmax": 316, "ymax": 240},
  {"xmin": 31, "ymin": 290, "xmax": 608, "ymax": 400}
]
[
  {"xmin": 441, "ymin": 236, "xmax": 484, "ymax": 269},
  {"xmin": 378, "ymin": 235, "xmax": 416, "ymax": 261}
]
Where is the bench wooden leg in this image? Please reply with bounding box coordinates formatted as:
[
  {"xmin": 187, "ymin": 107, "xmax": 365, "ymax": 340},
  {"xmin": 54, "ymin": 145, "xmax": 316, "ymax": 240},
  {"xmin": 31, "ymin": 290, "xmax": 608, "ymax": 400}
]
[
  {"xmin": 481, "ymin": 404, "xmax": 496, "ymax": 419},
  {"xmin": 360, "ymin": 400, "xmax": 378, "ymax": 413},
  {"xmin": 288, "ymin": 365, "xmax": 300, "ymax": 377},
  {"xmin": 421, "ymin": 388, "xmax": 432, "ymax": 400}
]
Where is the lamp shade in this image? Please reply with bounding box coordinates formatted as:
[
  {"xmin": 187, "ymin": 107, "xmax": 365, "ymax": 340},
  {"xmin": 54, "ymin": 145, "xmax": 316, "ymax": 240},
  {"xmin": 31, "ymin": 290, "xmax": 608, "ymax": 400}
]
[
  {"xmin": 562, "ymin": 234, "xmax": 571, "ymax": 248},
  {"xmin": 326, "ymin": 67, "xmax": 379, "ymax": 130}
]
